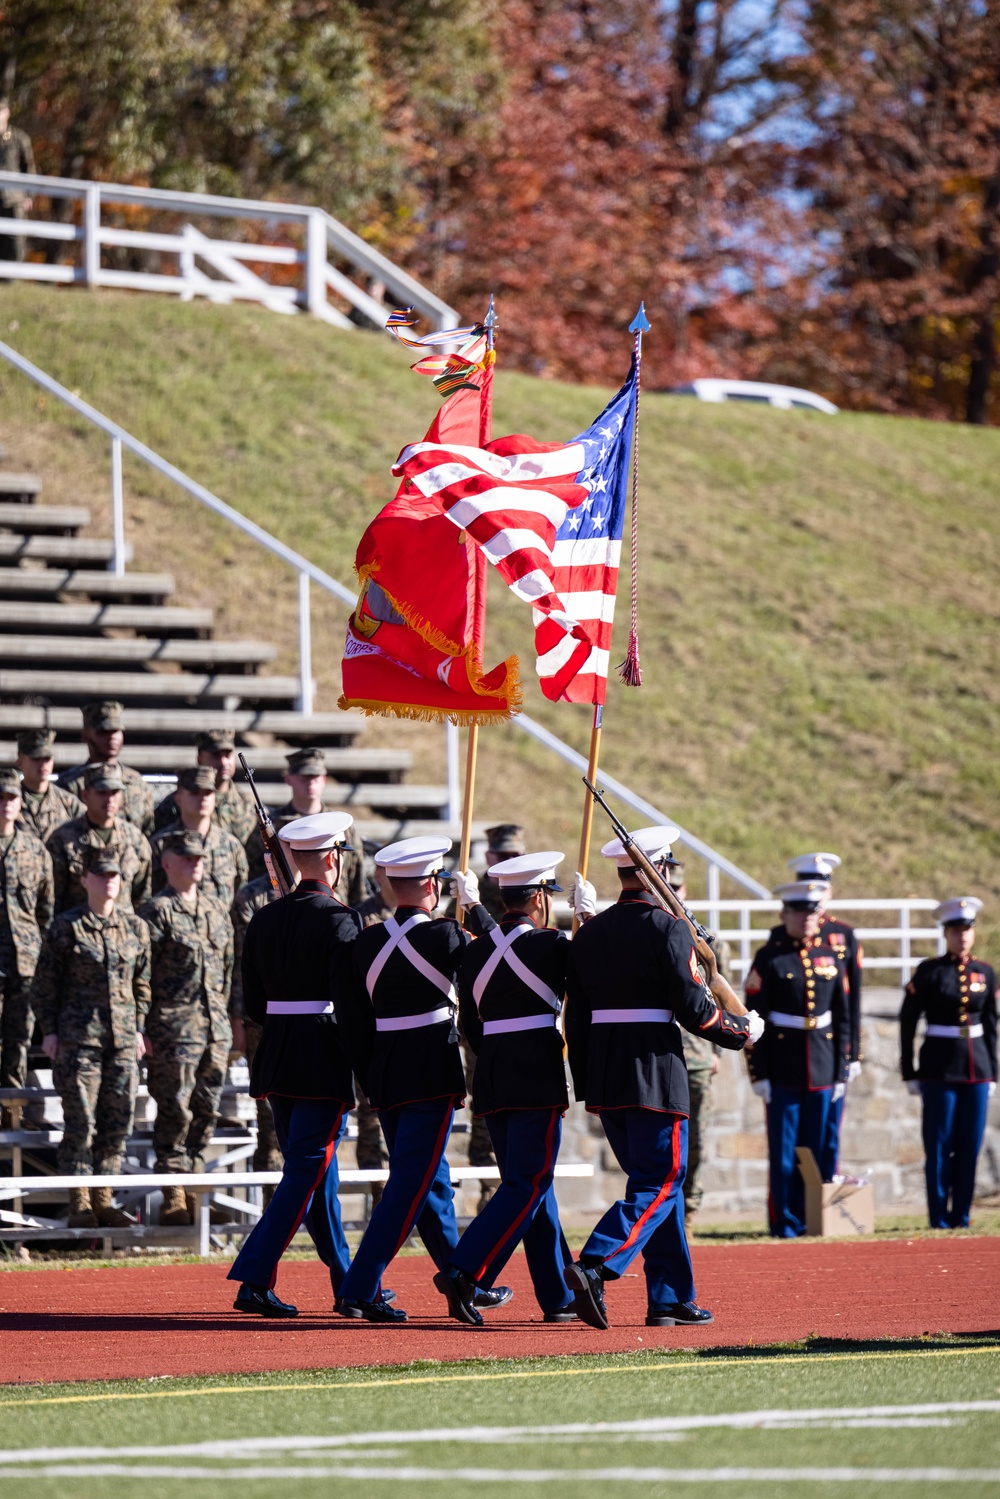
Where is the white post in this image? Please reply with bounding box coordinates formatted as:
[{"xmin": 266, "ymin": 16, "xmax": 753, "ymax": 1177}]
[
  {"xmin": 899, "ymin": 902, "xmax": 912, "ymax": 986},
  {"xmin": 740, "ymin": 901, "xmax": 752, "ymax": 980},
  {"xmin": 304, "ymin": 211, "xmax": 328, "ymax": 317},
  {"xmin": 297, "ymin": 569, "xmax": 314, "ymax": 715},
  {"xmin": 110, "ymin": 435, "xmax": 126, "ymax": 577},
  {"xmin": 83, "ymin": 185, "xmax": 101, "ymax": 287},
  {"xmin": 706, "ymin": 860, "xmax": 721, "ymax": 936},
  {"xmin": 445, "ymin": 721, "xmax": 461, "ymax": 825}
]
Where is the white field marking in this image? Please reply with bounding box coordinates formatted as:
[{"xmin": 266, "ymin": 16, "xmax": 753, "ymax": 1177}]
[
  {"xmin": 1, "ymin": 1400, "xmax": 998, "ymax": 1466},
  {"xmin": 0, "ymin": 1465, "xmax": 998, "ymax": 1483}
]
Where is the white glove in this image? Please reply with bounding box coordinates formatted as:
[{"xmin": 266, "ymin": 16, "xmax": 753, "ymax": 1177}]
[
  {"xmin": 906, "ymin": 1079, "xmax": 921, "ymax": 1096},
  {"xmin": 452, "ymin": 868, "xmax": 480, "ymax": 910},
  {"xmin": 569, "ymin": 872, "xmax": 597, "ymax": 919},
  {"xmin": 745, "ymin": 1010, "xmax": 765, "ymax": 1044},
  {"xmin": 832, "ymin": 1082, "xmax": 846, "ymax": 1102},
  {"xmin": 847, "ymin": 1060, "xmax": 862, "ymax": 1083},
  {"xmin": 989, "ymin": 1081, "xmax": 996, "ymax": 1098},
  {"xmin": 751, "ymin": 1079, "xmax": 771, "ymax": 1104}
]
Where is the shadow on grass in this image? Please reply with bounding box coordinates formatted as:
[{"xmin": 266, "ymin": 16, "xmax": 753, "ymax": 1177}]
[{"xmin": 675, "ymin": 1331, "xmax": 1000, "ymax": 1361}]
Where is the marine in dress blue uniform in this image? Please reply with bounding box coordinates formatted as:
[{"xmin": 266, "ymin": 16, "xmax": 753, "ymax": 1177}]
[
  {"xmin": 333, "ymin": 836, "xmax": 503, "ymax": 1323},
  {"xmin": 748, "ymin": 879, "xmax": 850, "ymax": 1238},
  {"xmin": 436, "ymin": 851, "xmax": 575, "ymax": 1326},
  {"xmin": 227, "ymin": 812, "xmax": 360, "ymax": 1317},
  {"xmin": 564, "ymin": 827, "xmax": 758, "ymax": 1330},
  {"xmin": 900, "ymin": 897, "xmax": 998, "ymax": 1230},
  {"xmin": 780, "ymin": 853, "xmax": 864, "ymax": 1178}
]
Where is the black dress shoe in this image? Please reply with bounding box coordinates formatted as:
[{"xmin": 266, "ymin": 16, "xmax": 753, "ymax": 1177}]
[
  {"xmin": 380, "ymin": 1287, "xmax": 397, "ymax": 1304},
  {"xmin": 434, "ymin": 1270, "xmax": 483, "ymax": 1327},
  {"xmin": 233, "ymin": 1283, "xmax": 298, "ymax": 1318},
  {"xmin": 564, "ymin": 1262, "xmax": 608, "ymax": 1330},
  {"xmin": 474, "ymin": 1284, "xmax": 513, "ymax": 1310},
  {"xmin": 646, "ymin": 1300, "xmax": 714, "ymax": 1327},
  {"xmin": 543, "ymin": 1306, "xmax": 578, "ymax": 1323},
  {"xmin": 335, "ymin": 1296, "xmax": 408, "ymax": 1323}
]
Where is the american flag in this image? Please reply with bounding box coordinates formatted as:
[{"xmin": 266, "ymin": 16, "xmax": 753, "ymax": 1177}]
[{"xmin": 391, "ymin": 360, "xmax": 636, "ymax": 704}]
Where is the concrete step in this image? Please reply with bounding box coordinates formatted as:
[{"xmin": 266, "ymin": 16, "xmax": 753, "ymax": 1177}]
[
  {"xmin": 0, "ymin": 569, "xmax": 174, "ymax": 602},
  {"xmin": 0, "ymin": 741, "xmax": 413, "ymax": 781},
  {"xmin": 1, "ymin": 635, "xmax": 275, "ymax": 671},
  {"xmin": 0, "ymin": 669, "xmax": 299, "ymax": 707},
  {"xmin": 0, "ymin": 534, "xmax": 132, "ymax": 567},
  {"xmin": 0, "ymin": 705, "xmax": 365, "ymax": 744},
  {"xmin": 0, "ymin": 601, "xmax": 214, "ymax": 636},
  {"xmin": 0, "ymin": 502, "xmax": 90, "ymax": 533},
  {"xmin": 0, "ymin": 473, "xmax": 42, "ymax": 502}
]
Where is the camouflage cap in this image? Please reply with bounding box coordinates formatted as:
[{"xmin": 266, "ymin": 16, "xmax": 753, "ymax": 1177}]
[
  {"xmin": 83, "ymin": 762, "xmax": 124, "ymax": 792},
  {"xmin": 0, "ymin": 767, "xmax": 21, "ymax": 795},
  {"xmin": 177, "ymin": 765, "xmax": 217, "ymax": 793},
  {"xmin": 286, "ymin": 746, "xmax": 326, "ymax": 776},
  {"xmin": 196, "ymin": 728, "xmax": 237, "ymax": 753},
  {"xmin": 486, "ymin": 823, "xmax": 526, "ymax": 855},
  {"xmin": 160, "ymin": 828, "xmax": 206, "ymax": 859},
  {"xmin": 16, "ymin": 728, "xmax": 55, "ymax": 757},
  {"xmin": 81, "ymin": 844, "xmax": 122, "ymax": 876},
  {"xmin": 82, "ymin": 700, "xmax": 125, "ymax": 731}
]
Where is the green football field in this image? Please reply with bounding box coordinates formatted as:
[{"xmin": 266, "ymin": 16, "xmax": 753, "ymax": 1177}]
[{"xmin": 1, "ymin": 1338, "xmax": 998, "ymax": 1498}]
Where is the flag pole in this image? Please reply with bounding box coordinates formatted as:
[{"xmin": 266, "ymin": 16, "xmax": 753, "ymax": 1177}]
[
  {"xmin": 457, "ymin": 295, "xmax": 496, "ymax": 920},
  {"xmin": 572, "ymin": 304, "xmax": 648, "ymax": 933}
]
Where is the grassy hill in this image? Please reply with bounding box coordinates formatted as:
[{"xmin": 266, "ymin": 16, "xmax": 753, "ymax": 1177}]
[{"xmin": 0, "ymin": 286, "xmax": 998, "ymax": 928}]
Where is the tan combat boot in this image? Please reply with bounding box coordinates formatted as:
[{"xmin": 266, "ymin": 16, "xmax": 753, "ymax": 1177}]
[
  {"xmin": 67, "ymin": 1186, "xmax": 98, "ymax": 1228},
  {"xmin": 160, "ymin": 1185, "xmax": 192, "ymax": 1226},
  {"xmin": 90, "ymin": 1186, "xmax": 136, "ymax": 1228},
  {"xmin": 185, "ymin": 1191, "xmax": 231, "ymax": 1225}
]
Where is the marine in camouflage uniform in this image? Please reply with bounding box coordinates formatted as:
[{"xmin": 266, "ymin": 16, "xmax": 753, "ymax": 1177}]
[
  {"xmin": 0, "ymin": 769, "xmax": 54, "ymax": 1087},
  {"xmin": 153, "ymin": 729, "xmax": 256, "ymax": 847},
  {"xmin": 150, "ymin": 766, "xmax": 248, "ymax": 908},
  {"xmin": 14, "ymin": 729, "xmax": 82, "ymax": 844},
  {"xmin": 47, "ymin": 765, "xmax": 152, "ymax": 915},
  {"xmin": 245, "ymin": 747, "xmax": 366, "ymax": 907},
  {"xmin": 231, "ymin": 873, "xmax": 281, "ymax": 1175},
  {"xmin": 33, "ymin": 845, "xmax": 150, "ymax": 1226},
  {"xmin": 58, "ymin": 700, "xmax": 155, "ymax": 837},
  {"xmin": 139, "ymin": 830, "xmax": 234, "ymax": 1207},
  {"xmin": 0, "ymin": 103, "xmax": 35, "ymax": 264}
]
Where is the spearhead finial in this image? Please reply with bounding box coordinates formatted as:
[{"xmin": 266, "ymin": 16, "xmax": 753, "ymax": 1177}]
[
  {"xmin": 628, "ymin": 302, "xmax": 651, "ymax": 334},
  {"xmin": 485, "ymin": 293, "xmax": 497, "ymax": 351}
]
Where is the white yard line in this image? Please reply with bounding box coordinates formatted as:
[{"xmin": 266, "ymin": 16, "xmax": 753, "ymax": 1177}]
[{"xmin": 0, "ymin": 1463, "xmax": 998, "ymax": 1482}]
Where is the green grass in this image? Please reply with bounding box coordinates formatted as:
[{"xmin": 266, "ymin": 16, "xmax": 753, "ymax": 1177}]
[
  {"xmin": 1, "ymin": 1337, "xmax": 998, "ymax": 1495},
  {"xmin": 1, "ymin": 287, "xmax": 999, "ymax": 933}
]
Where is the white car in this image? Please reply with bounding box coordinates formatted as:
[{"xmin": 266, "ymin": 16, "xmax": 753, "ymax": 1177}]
[{"xmin": 669, "ymin": 379, "xmax": 838, "ymax": 414}]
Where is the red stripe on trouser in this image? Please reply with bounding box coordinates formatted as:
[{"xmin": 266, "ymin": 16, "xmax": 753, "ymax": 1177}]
[
  {"xmin": 390, "ymin": 1105, "xmax": 453, "ymax": 1259},
  {"xmin": 475, "ymin": 1107, "xmax": 558, "ymax": 1284},
  {"xmin": 269, "ymin": 1106, "xmax": 344, "ymax": 1288},
  {"xmin": 602, "ymin": 1114, "xmax": 682, "ymax": 1267}
]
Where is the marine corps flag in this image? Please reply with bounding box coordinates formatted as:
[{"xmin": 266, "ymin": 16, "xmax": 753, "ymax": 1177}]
[{"xmin": 339, "ymin": 365, "xmax": 520, "ymax": 723}]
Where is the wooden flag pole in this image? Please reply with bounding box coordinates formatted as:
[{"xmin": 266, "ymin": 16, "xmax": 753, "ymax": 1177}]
[{"xmin": 572, "ymin": 703, "xmax": 603, "ymax": 934}]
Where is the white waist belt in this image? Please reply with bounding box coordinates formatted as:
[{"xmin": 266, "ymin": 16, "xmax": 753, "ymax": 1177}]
[
  {"xmin": 592, "ymin": 1007, "xmax": 674, "ymax": 1024},
  {"xmin": 483, "ymin": 1014, "xmax": 558, "ymax": 1036},
  {"xmin": 926, "ymin": 1023, "xmax": 983, "ymax": 1039},
  {"xmin": 266, "ymin": 1000, "xmax": 334, "ymax": 1016},
  {"xmin": 769, "ymin": 1010, "xmax": 832, "ymax": 1031},
  {"xmin": 376, "ymin": 1006, "xmax": 452, "ymax": 1032}
]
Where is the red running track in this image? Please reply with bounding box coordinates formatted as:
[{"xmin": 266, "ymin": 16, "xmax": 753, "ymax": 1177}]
[{"xmin": 2, "ymin": 1237, "xmax": 999, "ymax": 1386}]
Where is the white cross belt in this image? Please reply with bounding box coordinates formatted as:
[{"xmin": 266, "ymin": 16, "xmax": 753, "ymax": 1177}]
[
  {"xmin": 482, "ymin": 1014, "xmax": 558, "ymax": 1036},
  {"xmin": 376, "ymin": 1005, "xmax": 453, "ymax": 1032},
  {"xmin": 769, "ymin": 1009, "xmax": 833, "ymax": 1030},
  {"xmin": 591, "ymin": 1007, "xmax": 675, "ymax": 1024},
  {"xmin": 266, "ymin": 1000, "xmax": 334, "ymax": 1016},
  {"xmin": 926, "ymin": 1022, "xmax": 983, "ymax": 1039}
]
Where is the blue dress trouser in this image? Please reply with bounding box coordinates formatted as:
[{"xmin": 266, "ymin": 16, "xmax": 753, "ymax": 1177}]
[
  {"xmin": 766, "ymin": 1085, "xmax": 832, "ymax": 1238},
  {"xmin": 451, "ymin": 1107, "xmax": 573, "ymax": 1314},
  {"xmin": 819, "ymin": 1085, "xmax": 846, "ymax": 1180},
  {"xmin": 338, "ymin": 1097, "xmax": 455, "ymax": 1304},
  {"xmin": 920, "ymin": 1081, "xmax": 990, "ymax": 1229},
  {"xmin": 580, "ymin": 1108, "xmax": 693, "ymax": 1309},
  {"xmin": 227, "ymin": 1096, "xmax": 349, "ymax": 1292}
]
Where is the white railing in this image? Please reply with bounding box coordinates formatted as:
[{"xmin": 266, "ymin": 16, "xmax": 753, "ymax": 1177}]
[
  {"xmin": 0, "ymin": 171, "xmax": 459, "ymax": 332},
  {"xmin": 0, "ymin": 337, "xmax": 769, "ymax": 895}
]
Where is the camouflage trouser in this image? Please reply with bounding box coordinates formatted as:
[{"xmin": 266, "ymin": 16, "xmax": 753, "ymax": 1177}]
[
  {"xmin": 148, "ymin": 1034, "xmax": 231, "ymax": 1172},
  {"xmin": 54, "ymin": 1038, "xmax": 138, "ymax": 1174},
  {"xmin": 0, "ymin": 954, "xmax": 33, "ymax": 1088},
  {"xmin": 684, "ymin": 1069, "xmax": 713, "ymax": 1215},
  {"xmin": 354, "ymin": 1083, "xmax": 386, "ymax": 1170},
  {"xmin": 244, "ymin": 1019, "xmax": 281, "ymax": 1171},
  {"xmin": 461, "ymin": 1034, "xmax": 496, "ymax": 1167}
]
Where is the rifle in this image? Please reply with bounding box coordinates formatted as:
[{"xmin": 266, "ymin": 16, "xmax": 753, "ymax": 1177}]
[
  {"xmin": 238, "ymin": 752, "xmax": 295, "ymax": 897},
  {"xmin": 582, "ymin": 776, "xmax": 747, "ymax": 1018}
]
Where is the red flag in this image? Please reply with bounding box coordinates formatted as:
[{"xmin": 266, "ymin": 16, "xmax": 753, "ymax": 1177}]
[{"xmin": 338, "ymin": 365, "xmax": 520, "ymax": 723}]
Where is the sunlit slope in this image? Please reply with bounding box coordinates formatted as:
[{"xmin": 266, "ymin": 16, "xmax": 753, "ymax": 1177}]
[{"xmin": 0, "ymin": 286, "xmax": 997, "ymax": 912}]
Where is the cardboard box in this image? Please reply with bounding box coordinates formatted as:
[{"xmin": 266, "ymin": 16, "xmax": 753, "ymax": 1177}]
[{"xmin": 795, "ymin": 1147, "xmax": 875, "ymax": 1237}]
